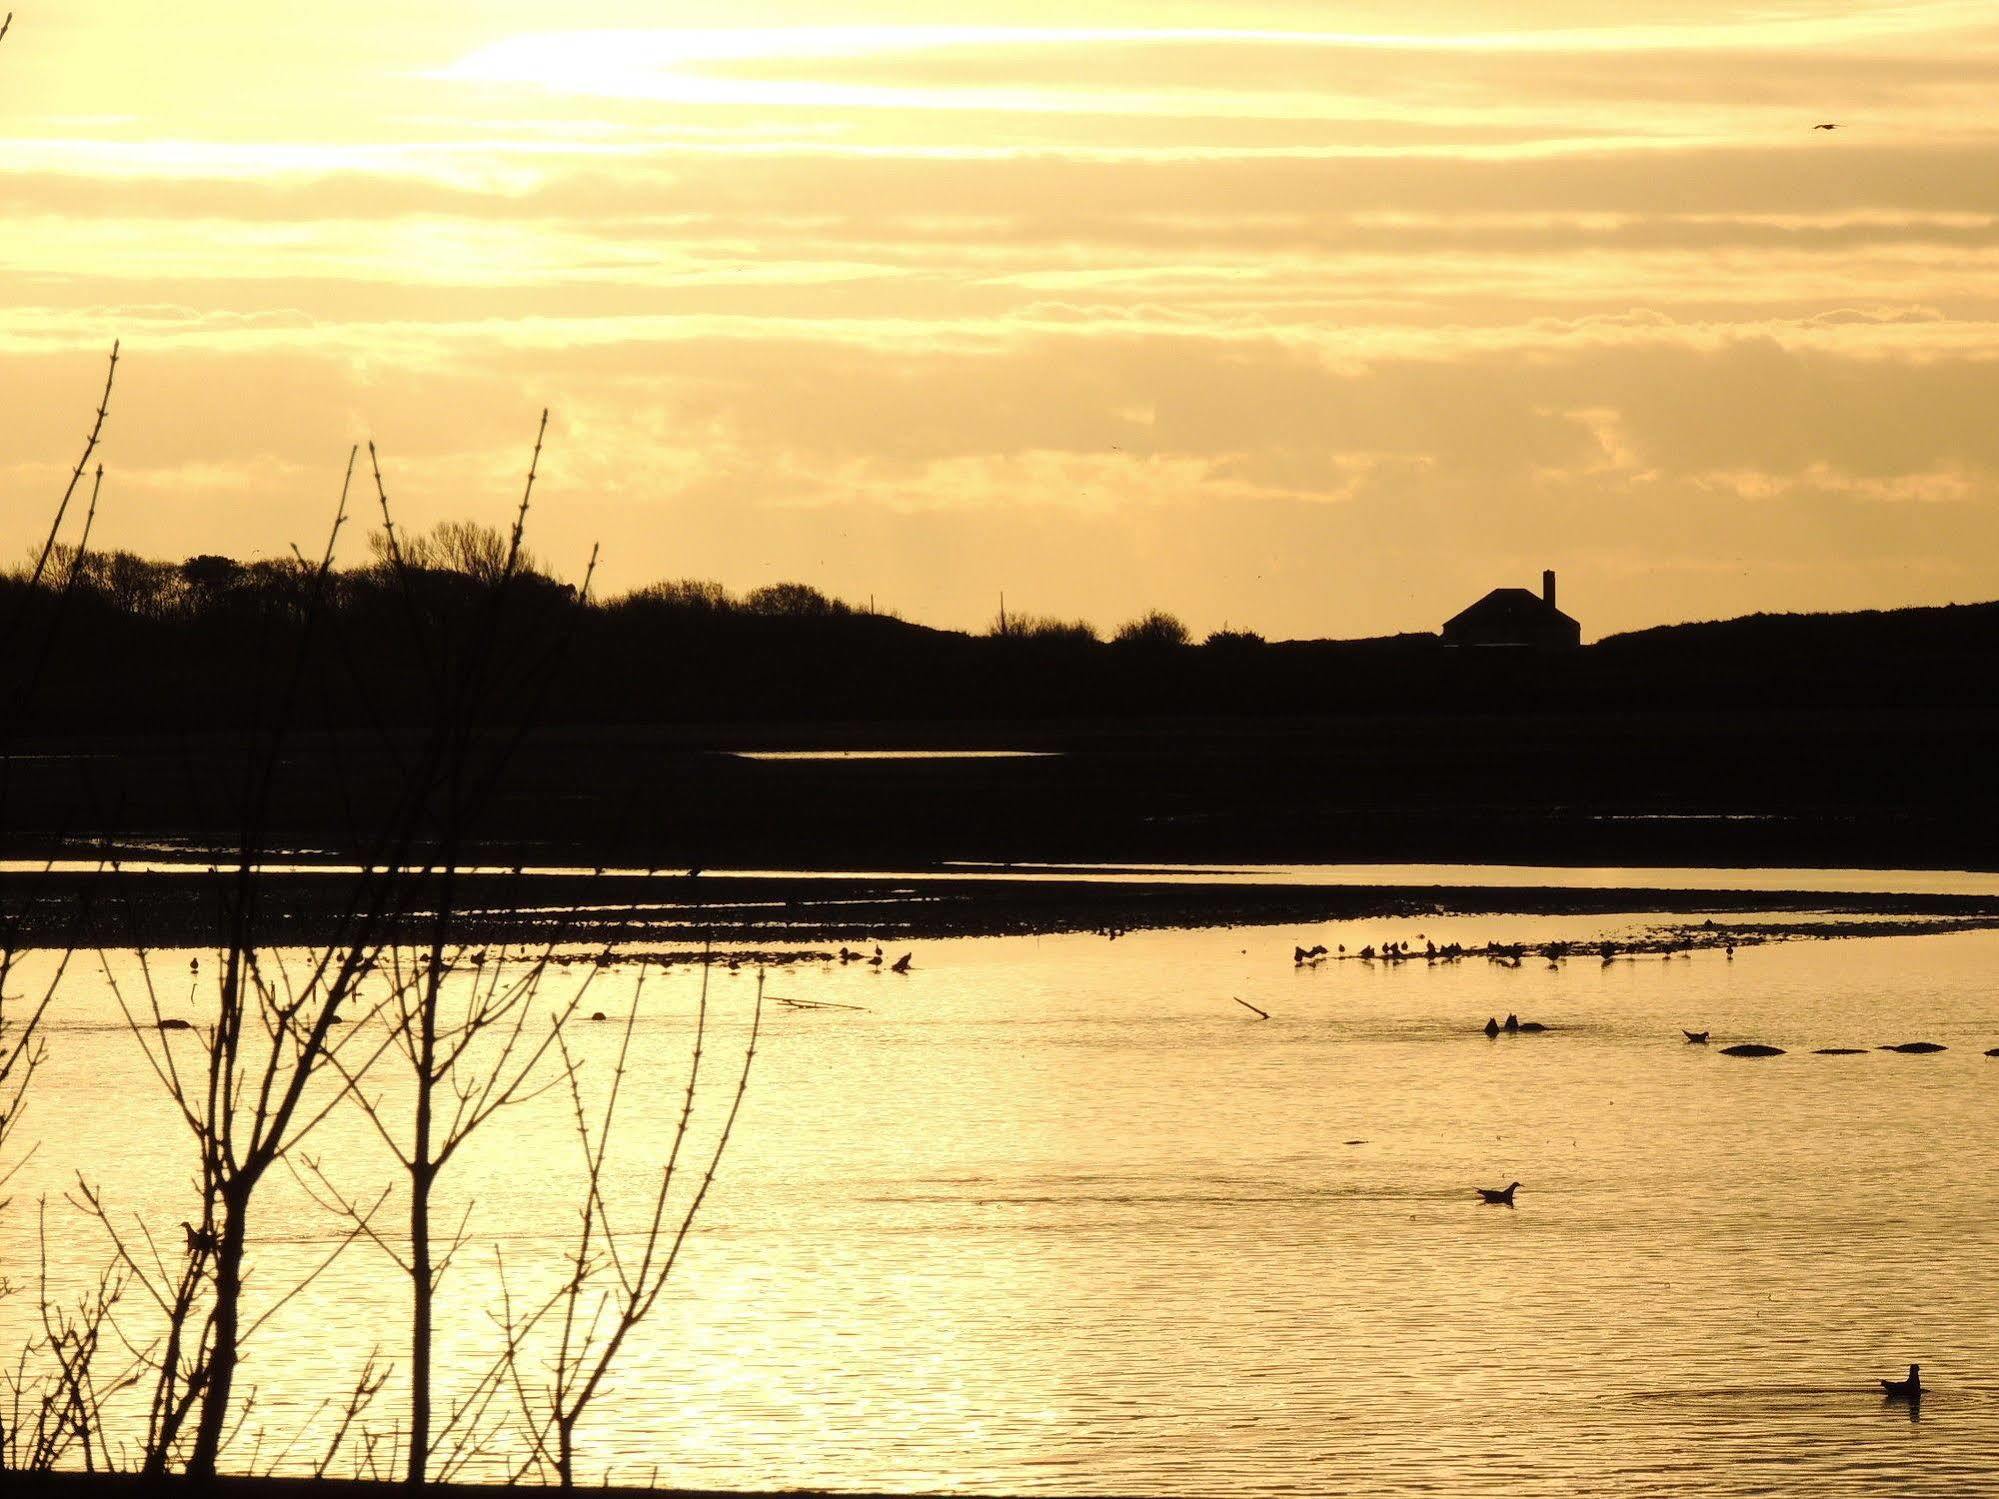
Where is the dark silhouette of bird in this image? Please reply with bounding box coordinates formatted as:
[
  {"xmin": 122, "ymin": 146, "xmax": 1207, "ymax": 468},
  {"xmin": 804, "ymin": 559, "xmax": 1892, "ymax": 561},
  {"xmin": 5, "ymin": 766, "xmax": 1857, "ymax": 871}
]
[
  {"xmin": 1503, "ymin": 1013, "xmax": 1520, "ymax": 1033},
  {"xmin": 1881, "ymin": 1364, "xmax": 1921, "ymax": 1400},
  {"xmin": 1484, "ymin": 1016, "xmax": 1500, "ymax": 1037},
  {"xmin": 890, "ymin": 952, "xmax": 912, "ymax": 973},
  {"xmin": 1813, "ymin": 122, "xmax": 1839, "ymax": 130},
  {"xmin": 1476, "ymin": 1182, "xmax": 1520, "ymax": 1207},
  {"xmin": 1683, "ymin": 1030, "xmax": 1710, "ymax": 1044},
  {"xmin": 1517, "ymin": 1021, "xmax": 1548, "ymax": 1033}
]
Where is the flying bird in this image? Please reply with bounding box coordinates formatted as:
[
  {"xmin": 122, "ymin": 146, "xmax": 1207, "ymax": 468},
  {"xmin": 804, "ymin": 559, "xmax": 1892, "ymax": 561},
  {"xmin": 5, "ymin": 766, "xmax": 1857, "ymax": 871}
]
[{"xmin": 1813, "ymin": 122, "xmax": 1839, "ymax": 130}]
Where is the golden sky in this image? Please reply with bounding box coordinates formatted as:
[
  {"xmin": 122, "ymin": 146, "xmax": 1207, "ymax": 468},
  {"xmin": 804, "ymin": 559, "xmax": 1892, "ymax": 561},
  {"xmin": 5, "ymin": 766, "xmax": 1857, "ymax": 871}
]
[{"xmin": 7, "ymin": 1, "xmax": 1999, "ymax": 640}]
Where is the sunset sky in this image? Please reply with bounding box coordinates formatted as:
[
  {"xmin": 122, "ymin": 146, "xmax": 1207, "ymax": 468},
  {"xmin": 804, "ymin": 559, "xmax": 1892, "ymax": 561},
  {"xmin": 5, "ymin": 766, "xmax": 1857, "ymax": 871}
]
[{"xmin": 7, "ymin": 1, "xmax": 1999, "ymax": 640}]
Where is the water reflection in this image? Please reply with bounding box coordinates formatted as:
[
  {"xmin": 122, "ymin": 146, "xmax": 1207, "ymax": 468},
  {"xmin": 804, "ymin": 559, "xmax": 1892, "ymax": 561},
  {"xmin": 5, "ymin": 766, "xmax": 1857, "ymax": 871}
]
[{"xmin": 6, "ymin": 915, "xmax": 1999, "ymax": 1493}]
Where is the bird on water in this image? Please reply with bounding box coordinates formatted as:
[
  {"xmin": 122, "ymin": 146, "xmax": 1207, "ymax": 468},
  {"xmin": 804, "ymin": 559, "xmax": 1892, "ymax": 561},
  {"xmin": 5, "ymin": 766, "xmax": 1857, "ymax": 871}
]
[
  {"xmin": 1881, "ymin": 1364, "xmax": 1921, "ymax": 1401},
  {"xmin": 1476, "ymin": 1182, "xmax": 1520, "ymax": 1207},
  {"xmin": 1813, "ymin": 122, "xmax": 1839, "ymax": 130},
  {"xmin": 1683, "ymin": 1029, "xmax": 1709, "ymax": 1044}
]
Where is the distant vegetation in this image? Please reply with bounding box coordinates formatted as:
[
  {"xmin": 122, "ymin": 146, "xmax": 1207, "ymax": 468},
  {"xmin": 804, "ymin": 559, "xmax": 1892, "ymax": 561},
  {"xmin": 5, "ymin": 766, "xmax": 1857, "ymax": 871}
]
[{"xmin": 7, "ymin": 526, "xmax": 1999, "ymax": 730}]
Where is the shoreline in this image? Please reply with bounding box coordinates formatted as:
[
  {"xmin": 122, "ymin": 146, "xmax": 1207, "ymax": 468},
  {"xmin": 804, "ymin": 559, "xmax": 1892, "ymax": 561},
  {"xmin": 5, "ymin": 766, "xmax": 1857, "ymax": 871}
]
[
  {"xmin": 9, "ymin": 1475, "xmax": 950, "ymax": 1499},
  {"xmin": 6, "ymin": 864, "xmax": 1999, "ymax": 952}
]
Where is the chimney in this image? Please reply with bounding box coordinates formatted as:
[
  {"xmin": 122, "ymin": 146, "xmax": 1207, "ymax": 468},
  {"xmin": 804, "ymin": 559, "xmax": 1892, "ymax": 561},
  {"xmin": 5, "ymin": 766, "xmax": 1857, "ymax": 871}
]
[{"xmin": 1542, "ymin": 569, "xmax": 1557, "ymax": 609}]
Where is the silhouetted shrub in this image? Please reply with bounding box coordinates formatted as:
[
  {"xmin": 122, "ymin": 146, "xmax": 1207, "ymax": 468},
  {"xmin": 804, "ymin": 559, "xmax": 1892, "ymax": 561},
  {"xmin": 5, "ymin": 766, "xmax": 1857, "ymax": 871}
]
[
  {"xmin": 616, "ymin": 578, "xmax": 733, "ymax": 614},
  {"xmin": 1203, "ymin": 627, "xmax": 1265, "ymax": 650},
  {"xmin": 744, "ymin": 581, "xmax": 848, "ymax": 618},
  {"xmin": 1112, "ymin": 610, "xmax": 1190, "ymax": 648},
  {"xmin": 989, "ymin": 611, "xmax": 1099, "ymax": 645}
]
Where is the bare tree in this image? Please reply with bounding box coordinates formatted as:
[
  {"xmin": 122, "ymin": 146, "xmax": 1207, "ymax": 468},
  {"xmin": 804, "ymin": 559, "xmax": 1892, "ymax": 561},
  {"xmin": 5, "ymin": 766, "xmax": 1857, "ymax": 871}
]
[
  {"xmin": 501, "ymin": 960, "xmax": 762, "ymax": 1487},
  {"xmin": 251, "ymin": 414, "xmax": 606, "ymax": 1484},
  {"xmin": 0, "ymin": 1204, "xmax": 145, "ymax": 1472},
  {"xmin": 3, "ymin": 340, "xmax": 119, "ymax": 1312},
  {"xmin": 69, "ymin": 455, "xmax": 425, "ymax": 1478},
  {"xmin": 310, "ymin": 938, "xmax": 599, "ymax": 1483},
  {"xmin": 0, "ymin": 297, "xmax": 120, "ymax": 1467}
]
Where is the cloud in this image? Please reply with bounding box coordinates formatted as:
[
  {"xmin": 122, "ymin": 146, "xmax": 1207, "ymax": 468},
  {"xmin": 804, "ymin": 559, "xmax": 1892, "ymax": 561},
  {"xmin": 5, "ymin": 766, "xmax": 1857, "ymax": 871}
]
[{"xmin": 8, "ymin": 4, "xmax": 1999, "ymax": 640}]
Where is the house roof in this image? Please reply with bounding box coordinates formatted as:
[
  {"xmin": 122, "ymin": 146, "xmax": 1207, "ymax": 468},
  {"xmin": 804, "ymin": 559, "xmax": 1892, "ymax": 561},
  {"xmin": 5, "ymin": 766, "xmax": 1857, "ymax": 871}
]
[{"xmin": 1445, "ymin": 588, "xmax": 1578, "ymax": 632}]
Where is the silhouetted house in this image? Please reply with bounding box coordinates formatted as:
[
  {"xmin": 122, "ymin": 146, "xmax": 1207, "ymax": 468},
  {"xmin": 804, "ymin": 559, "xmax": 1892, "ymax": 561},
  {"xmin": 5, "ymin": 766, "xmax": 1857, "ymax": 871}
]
[{"xmin": 1443, "ymin": 570, "xmax": 1581, "ymax": 649}]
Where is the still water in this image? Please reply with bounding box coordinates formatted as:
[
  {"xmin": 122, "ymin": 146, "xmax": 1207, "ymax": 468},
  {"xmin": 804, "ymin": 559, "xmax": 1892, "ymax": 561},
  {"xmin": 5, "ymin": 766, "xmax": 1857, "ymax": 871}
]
[{"xmin": 8, "ymin": 906, "xmax": 1999, "ymax": 1494}]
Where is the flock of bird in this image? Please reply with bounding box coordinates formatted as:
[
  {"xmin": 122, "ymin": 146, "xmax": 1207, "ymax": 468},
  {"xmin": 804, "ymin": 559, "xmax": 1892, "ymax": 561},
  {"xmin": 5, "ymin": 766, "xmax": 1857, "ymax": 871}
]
[
  {"xmin": 834, "ymin": 944, "xmax": 913, "ymax": 973},
  {"xmin": 1296, "ymin": 933, "xmax": 1736, "ymax": 967},
  {"xmin": 1294, "ymin": 909, "xmax": 1938, "ymax": 1406},
  {"xmin": 1294, "ymin": 928, "xmax": 1999, "ymax": 1059}
]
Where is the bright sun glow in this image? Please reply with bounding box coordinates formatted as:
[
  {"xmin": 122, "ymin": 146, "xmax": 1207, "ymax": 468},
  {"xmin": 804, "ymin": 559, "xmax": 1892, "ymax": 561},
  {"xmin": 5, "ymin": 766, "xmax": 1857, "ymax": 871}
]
[{"xmin": 12, "ymin": 0, "xmax": 1999, "ymax": 636}]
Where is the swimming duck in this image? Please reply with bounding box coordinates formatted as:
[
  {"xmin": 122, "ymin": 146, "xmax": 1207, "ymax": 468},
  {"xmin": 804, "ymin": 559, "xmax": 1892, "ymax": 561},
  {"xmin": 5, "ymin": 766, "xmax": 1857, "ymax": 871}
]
[
  {"xmin": 1881, "ymin": 1364, "xmax": 1921, "ymax": 1400},
  {"xmin": 1683, "ymin": 1030, "xmax": 1709, "ymax": 1044},
  {"xmin": 1483, "ymin": 1017, "xmax": 1500, "ymax": 1037},
  {"xmin": 1517, "ymin": 1021, "xmax": 1548, "ymax": 1033},
  {"xmin": 1476, "ymin": 1182, "xmax": 1520, "ymax": 1207},
  {"xmin": 1503, "ymin": 1013, "xmax": 1520, "ymax": 1033}
]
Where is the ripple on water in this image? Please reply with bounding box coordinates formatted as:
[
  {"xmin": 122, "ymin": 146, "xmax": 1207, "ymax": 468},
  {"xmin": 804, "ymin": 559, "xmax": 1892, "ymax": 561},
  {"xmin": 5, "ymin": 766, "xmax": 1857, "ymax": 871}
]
[{"xmin": 6, "ymin": 920, "xmax": 1999, "ymax": 1493}]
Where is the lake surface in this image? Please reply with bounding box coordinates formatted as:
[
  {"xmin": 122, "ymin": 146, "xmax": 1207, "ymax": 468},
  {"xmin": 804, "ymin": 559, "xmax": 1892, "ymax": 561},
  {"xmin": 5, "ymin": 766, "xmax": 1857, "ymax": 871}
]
[
  {"xmin": 11, "ymin": 857, "xmax": 1999, "ymax": 901},
  {"xmin": 7, "ymin": 901, "xmax": 1999, "ymax": 1494},
  {"xmin": 729, "ymin": 750, "xmax": 1061, "ymax": 761}
]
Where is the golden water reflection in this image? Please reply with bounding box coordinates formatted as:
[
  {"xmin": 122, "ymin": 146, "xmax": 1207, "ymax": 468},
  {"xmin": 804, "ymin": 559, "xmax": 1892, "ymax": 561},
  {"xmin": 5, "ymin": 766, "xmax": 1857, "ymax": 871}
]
[{"xmin": 7, "ymin": 912, "xmax": 1999, "ymax": 1493}]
